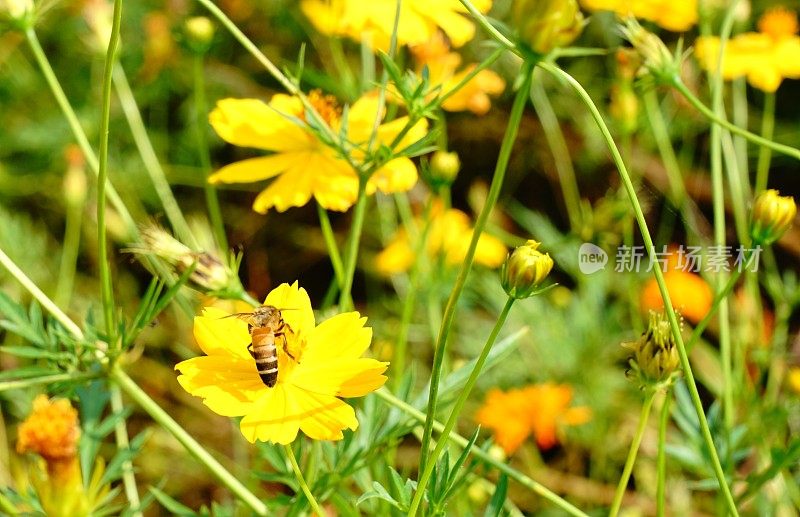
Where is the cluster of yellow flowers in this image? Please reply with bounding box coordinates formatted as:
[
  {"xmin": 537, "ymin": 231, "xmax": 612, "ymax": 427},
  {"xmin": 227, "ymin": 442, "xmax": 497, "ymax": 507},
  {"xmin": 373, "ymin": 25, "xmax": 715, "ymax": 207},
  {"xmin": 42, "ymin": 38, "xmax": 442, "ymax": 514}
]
[{"xmin": 580, "ymin": 0, "xmax": 697, "ymax": 31}]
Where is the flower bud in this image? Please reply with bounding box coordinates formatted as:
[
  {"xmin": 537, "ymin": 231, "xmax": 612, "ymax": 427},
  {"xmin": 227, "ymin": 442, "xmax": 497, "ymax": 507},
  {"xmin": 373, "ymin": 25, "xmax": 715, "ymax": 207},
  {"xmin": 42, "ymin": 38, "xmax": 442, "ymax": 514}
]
[
  {"xmin": 750, "ymin": 189, "xmax": 796, "ymax": 245},
  {"xmin": 500, "ymin": 240, "xmax": 554, "ymax": 299},
  {"xmin": 0, "ymin": 0, "xmax": 32, "ymax": 24},
  {"xmin": 428, "ymin": 150, "xmax": 460, "ymax": 186},
  {"xmin": 620, "ymin": 18, "xmax": 680, "ymax": 84},
  {"xmin": 185, "ymin": 16, "xmax": 215, "ymax": 52},
  {"xmin": 624, "ymin": 311, "xmax": 681, "ymax": 387},
  {"xmin": 511, "ymin": 0, "xmax": 584, "ymax": 55}
]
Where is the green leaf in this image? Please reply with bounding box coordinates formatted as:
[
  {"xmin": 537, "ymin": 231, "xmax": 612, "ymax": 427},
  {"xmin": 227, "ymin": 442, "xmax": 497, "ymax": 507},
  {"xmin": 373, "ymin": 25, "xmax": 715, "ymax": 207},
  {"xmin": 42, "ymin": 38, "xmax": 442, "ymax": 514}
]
[
  {"xmin": 149, "ymin": 486, "xmax": 197, "ymax": 516},
  {"xmin": 356, "ymin": 481, "xmax": 402, "ymax": 510},
  {"xmin": 483, "ymin": 474, "xmax": 508, "ymax": 517}
]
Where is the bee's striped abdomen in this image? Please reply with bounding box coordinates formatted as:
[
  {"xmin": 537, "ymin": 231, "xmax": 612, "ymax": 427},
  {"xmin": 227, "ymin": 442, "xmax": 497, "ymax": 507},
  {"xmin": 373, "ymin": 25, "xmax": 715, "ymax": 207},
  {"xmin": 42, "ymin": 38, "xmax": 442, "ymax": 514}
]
[{"xmin": 251, "ymin": 327, "xmax": 278, "ymax": 387}]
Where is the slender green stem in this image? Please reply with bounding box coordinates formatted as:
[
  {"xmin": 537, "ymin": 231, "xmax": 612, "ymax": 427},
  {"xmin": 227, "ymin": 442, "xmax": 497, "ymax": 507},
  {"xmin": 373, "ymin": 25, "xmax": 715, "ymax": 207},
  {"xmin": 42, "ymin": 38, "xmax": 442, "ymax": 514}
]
[
  {"xmin": 329, "ymin": 37, "xmax": 357, "ymax": 96},
  {"xmin": 755, "ymin": 92, "xmax": 776, "ymax": 193},
  {"xmin": 529, "ymin": 72, "xmax": 581, "ymax": 232},
  {"xmin": 110, "ymin": 385, "xmax": 142, "ymax": 516},
  {"xmin": 732, "ymin": 78, "xmax": 749, "ymax": 179},
  {"xmin": 339, "ymin": 179, "xmax": 368, "ymax": 310},
  {"xmin": 685, "ymin": 268, "xmax": 743, "ymax": 351},
  {"xmin": 0, "ymin": 372, "xmax": 99, "ymax": 392},
  {"xmin": 539, "ymin": 61, "xmax": 739, "ymax": 516},
  {"xmin": 657, "ymin": 390, "xmax": 671, "ymax": 517},
  {"xmin": 408, "ymin": 297, "xmax": 515, "ymax": 516},
  {"xmin": 317, "ymin": 203, "xmax": 345, "ymax": 286},
  {"xmin": 0, "ymin": 247, "xmax": 84, "ymax": 339},
  {"xmin": 112, "ymin": 66, "xmax": 197, "ymax": 248},
  {"xmin": 643, "ymin": 91, "xmax": 687, "ymax": 207},
  {"xmin": 193, "ymin": 53, "xmax": 228, "ymax": 251},
  {"xmin": 96, "ymin": 0, "xmax": 123, "ymax": 342},
  {"xmin": 418, "ymin": 61, "xmax": 534, "ymax": 475},
  {"xmin": 375, "ymin": 389, "xmax": 588, "ymax": 517},
  {"xmin": 670, "ymin": 78, "xmax": 800, "ymax": 162},
  {"xmin": 283, "ymin": 444, "xmax": 324, "ymax": 516},
  {"xmin": 24, "ymin": 28, "xmax": 137, "ymax": 237},
  {"xmin": 110, "ymin": 366, "xmax": 268, "ymax": 516},
  {"xmin": 609, "ymin": 391, "xmax": 656, "ymax": 517},
  {"xmin": 54, "ymin": 184, "xmax": 84, "ymax": 308}
]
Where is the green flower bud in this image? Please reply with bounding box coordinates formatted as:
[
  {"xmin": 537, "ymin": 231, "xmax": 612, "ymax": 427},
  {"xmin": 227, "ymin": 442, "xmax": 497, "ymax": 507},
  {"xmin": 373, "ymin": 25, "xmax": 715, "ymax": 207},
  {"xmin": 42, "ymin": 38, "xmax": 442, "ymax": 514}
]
[
  {"xmin": 0, "ymin": 0, "xmax": 33, "ymax": 26},
  {"xmin": 750, "ymin": 189, "xmax": 796, "ymax": 245},
  {"xmin": 619, "ymin": 18, "xmax": 681, "ymax": 84},
  {"xmin": 624, "ymin": 311, "xmax": 681, "ymax": 387},
  {"xmin": 429, "ymin": 150, "xmax": 460, "ymax": 185},
  {"xmin": 184, "ymin": 16, "xmax": 215, "ymax": 52},
  {"xmin": 511, "ymin": 0, "xmax": 584, "ymax": 55},
  {"xmin": 500, "ymin": 240, "xmax": 554, "ymax": 299}
]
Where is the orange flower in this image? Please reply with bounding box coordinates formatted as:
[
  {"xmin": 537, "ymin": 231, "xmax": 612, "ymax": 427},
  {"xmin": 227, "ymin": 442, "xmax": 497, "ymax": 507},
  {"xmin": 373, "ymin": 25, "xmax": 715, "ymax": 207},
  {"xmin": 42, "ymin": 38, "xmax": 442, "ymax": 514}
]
[
  {"xmin": 17, "ymin": 395, "xmax": 80, "ymax": 479},
  {"xmin": 641, "ymin": 270, "xmax": 713, "ymax": 324},
  {"xmin": 475, "ymin": 383, "xmax": 590, "ymax": 454}
]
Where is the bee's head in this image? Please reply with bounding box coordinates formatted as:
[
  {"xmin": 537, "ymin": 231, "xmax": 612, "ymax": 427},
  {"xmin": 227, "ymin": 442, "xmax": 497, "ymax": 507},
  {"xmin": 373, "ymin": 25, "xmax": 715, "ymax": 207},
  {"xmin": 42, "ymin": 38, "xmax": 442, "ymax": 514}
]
[{"xmin": 250, "ymin": 305, "xmax": 283, "ymax": 327}]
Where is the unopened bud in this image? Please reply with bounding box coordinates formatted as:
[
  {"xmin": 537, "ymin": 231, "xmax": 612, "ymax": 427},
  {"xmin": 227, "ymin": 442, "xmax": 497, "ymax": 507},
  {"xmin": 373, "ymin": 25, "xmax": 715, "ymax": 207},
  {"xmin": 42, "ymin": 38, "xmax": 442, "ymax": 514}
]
[
  {"xmin": 428, "ymin": 150, "xmax": 460, "ymax": 185},
  {"xmin": 511, "ymin": 0, "xmax": 584, "ymax": 55},
  {"xmin": 63, "ymin": 147, "xmax": 87, "ymax": 208},
  {"xmin": 620, "ymin": 18, "xmax": 680, "ymax": 84},
  {"xmin": 750, "ymin": 189, "xmax": 796, "ymax": 245},
  {"xmin": 624, "ymin": 311, "xmax": 681, "ymax": 387},
  {"xmin": 185, "ymin": 16, "xmax": 215, "ymax": 52},
  {"xmin": 0, "ymin": 0, "xmax": 33, "ymax": 24},
  {"xmin": 500, "ymin": 240, "xmax": 554, "ymax": 299}
]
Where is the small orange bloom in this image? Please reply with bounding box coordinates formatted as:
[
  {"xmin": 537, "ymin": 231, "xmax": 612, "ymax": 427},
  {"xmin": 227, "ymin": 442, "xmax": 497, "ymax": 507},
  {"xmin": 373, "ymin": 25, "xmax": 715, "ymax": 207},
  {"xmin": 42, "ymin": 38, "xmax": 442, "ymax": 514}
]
[
  {"xmin": 475, "ymin": 383, "xmax": 590, "ymax": 454},
  {"xmin": 641, "ymin": 270, "xmax": 713, "ymax": 325}
]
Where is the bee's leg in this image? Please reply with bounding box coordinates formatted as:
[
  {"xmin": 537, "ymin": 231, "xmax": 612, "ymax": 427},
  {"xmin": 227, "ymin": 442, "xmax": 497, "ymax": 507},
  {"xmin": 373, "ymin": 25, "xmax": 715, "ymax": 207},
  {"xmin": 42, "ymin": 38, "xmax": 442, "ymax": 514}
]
[
  {"xmin": 247, "ymin": 343, "xmax": 256, "ymax": 359},
  {"xmin": 276, "ymin": 332, "xmax": 297, "ymax": 362}
]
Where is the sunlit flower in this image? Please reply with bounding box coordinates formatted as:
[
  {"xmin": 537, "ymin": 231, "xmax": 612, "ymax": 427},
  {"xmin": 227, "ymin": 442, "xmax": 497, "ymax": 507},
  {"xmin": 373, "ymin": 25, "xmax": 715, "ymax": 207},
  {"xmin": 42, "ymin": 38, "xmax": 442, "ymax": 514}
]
[
  {"xmin": 176, "ymin": 282, "xmax": 389, "ymax": 444},
  {"xmin": 374, "ymin": 204, "xmax": 506, "ymax": 275},
  {"xmin": 407, "ymin": 33, "xmax": 505, "ymax": 115},
  {"xmin": 475, "ymin": 384, "xmax": 590, "ymax": 453},
  {"xmin": 695, "ymin": 7, "xmax": 800, "ymax": 92},
  {"xmin": 209, "ymin": 91, "xmax": 428, "ymax": 213},
  {"xmin": 580, "ymin": 0, "xmax": 697, "ymax": 31},
  {"xmin": 640, "ymin": 270, "xmax": 712, "ymax": 324},
  {"xmin": 300, "ymin": 0, "xmax": 492, "ymax": 50}
]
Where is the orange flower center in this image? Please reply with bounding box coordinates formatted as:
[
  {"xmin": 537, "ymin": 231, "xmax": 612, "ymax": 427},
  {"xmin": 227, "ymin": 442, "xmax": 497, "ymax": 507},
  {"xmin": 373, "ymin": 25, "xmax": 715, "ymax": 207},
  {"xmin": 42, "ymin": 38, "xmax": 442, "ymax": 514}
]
[
  {"xmin": 758, "ymin": 7, "xmax": 798, "ymax": 39},
  {"xmin": 306, "ymin": 89, "xmax": 341, "ymax": 126},
  {"xmin": 17, "ymin": 395, "xmax": 80, "ymax": 462}
]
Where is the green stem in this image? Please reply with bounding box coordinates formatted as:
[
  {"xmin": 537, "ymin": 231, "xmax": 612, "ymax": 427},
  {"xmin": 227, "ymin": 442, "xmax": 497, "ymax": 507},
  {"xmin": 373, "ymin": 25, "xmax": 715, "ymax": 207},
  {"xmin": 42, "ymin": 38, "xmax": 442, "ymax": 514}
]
[
  {"xmin": 671, "ymin": 78, "xmax": 800, "ymax": 162},
  {"xmin": 529, "ymin": 72, "xmax": 581, "ymax": 232},
  {"xmin": 754, "ymin": 92, "xmax": 776, "ymax": 193},
  {"xmin": 417, "ymin": 60, "xmax": 535, "ymax": 476},
  {"xmin": 539, "ymin": 61, "xmax": 739, "ymax": 516},
  {"xmin": 24, "ymin": 28, "xmax": 137, "ymax": 237},
  {"xmin": 408, "ymin": 297, "xmax": 515, "ymax": 516},
  {"xmin": 283, "ymin": 444, "xmax": 324, "ymax": 516},
  {"xmin": 54, "ymin": 190, "xmax": 84, "ymax": 308},
  {"xmin": 609, "ymin": 391, "xmax": 656, "ymax": 517},
  {"xmin": 96, "ymin": 0, "xmax": 122, "ymax": 342},
  {"xmin": 193, "ymin": 52, "xmax": 228, "ymax": 250},
  {"xmin": 317, "ymin": 203, "xmax": 345, "ymax": 286},
  {"xmin": 0, "ymin": 372, "xmax": 99, "ymax": 392},
  {"xmin": 110, "ymin": 385, "xmax": 142, "ymax": 516},
  {"xmin": 657, "ymin": 390, "xmax": 671, "ymax": 517},
  {"xmin": 112, "ymin": 66, "xmax": 197, "ymax": 248},
  {"xmin": 339, "ymin": 179, "xmax": 368, "ymax": 311},
  {"xmin": 643, "ymin": 91, "xmax": 687, "ymax": 208},
  {"xmin": 374, "ymin": 389, "xmax": 588, "ymax": 517},
  {"xmin": 110, "ymin": 366, "xmax": 268, "ymax": 516},
  {"xmin": 0, "ymin": 247, "xmax": 84, "ymax": 339}
]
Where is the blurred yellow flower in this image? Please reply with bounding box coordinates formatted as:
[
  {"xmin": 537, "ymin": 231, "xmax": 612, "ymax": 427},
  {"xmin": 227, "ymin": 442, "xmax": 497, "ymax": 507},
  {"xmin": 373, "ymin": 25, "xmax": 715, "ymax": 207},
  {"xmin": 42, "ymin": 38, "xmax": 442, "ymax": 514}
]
[
  {"xmin": 176, "ymin": 282, "xmax": 388, "ymax": 444},
  {"xmin": 209, "ymin": 91, "xmax": 428, "ymax": 212},
  {"xmin": 475, "ymin": 384, "xmax": 590, "ymax": 453},
  {"xmin": 300, "ymin": 0, "xmax": 492, "ymax": 50},
  {"xmin": 375, "ymin": 204, "xmax": 506, "ymax": 275},
  {"xmin": 695, "ymin": 7, "xmax": 800, "ymax": 92},
  {"xmin": 408, "ymin": 33, "xmax": 505, "ymax": 115},
  {"xmin": 580, "ymin": 0, "xmax": 697, "ymax": 32},
  {"xmin": 789, "ymin": 367, "xmax": 800, "ymax": 394}
]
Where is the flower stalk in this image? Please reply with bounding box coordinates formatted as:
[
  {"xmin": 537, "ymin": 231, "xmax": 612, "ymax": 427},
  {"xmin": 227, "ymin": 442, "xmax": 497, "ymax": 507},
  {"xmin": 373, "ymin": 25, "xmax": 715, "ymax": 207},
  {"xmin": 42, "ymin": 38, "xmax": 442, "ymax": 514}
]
[{"xmin": 284, "ymin": 445, "xmax": 324, "ymax": 516}]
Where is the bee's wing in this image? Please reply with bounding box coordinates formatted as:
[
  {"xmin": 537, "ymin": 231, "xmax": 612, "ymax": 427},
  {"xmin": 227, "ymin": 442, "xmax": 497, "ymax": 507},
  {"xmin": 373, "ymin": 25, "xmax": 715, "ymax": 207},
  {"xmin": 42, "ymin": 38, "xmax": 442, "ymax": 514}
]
[{"xmin": 219, "ymin": 312, "xmax": 254, "ymax": 321}]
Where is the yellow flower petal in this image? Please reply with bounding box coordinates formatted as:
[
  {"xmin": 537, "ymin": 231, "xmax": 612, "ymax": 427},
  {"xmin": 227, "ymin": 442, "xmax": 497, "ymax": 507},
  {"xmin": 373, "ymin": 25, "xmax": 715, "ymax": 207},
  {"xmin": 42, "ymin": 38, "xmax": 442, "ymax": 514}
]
[
  {"xmin": 375, "ymin": 234, "xmax": 415, "ymax": 275},
  {"xmin": 252, "ymin": 165, "xmax": 315, "ymax": 213},
  {"xmin": 296, "ymin": 391, "xmax": 359, "ymax": 441},
  {"xmin": 193, "ymin": 307, "xmax": 251, "ymax": 360},
  {"xmin": 264, "ymin": 282, "xmax": 316, "ymax": 338},
  {"xmin": 368, "ymin": 157, "xmax": 419, "ymax": 194},
  {"xmin": 175, "ymin": 356, "xmax": 262, "ymax": 416},
  {"xmin": 239, "ymin": 385, "xmax": 301, "ymax": 444},
  {"xmin": 303, "ymin": 312, "xmax": 371, "ymax": 361},
  {"xmin": 209, "ymin": 98, "xmax": 309, "ymax": 152},
  {"xmin": 208, "ymin": 154, "xmax": 299, "ymax": 184},
  {"xmin": 335, "ymin": 360, "xmax": 389, "ymax": 397}
]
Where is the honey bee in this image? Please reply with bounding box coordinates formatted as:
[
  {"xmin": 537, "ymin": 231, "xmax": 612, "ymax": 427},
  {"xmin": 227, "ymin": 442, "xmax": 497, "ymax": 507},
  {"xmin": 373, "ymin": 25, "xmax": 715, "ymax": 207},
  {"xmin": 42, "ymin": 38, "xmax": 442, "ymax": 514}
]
[{"xmin": 228, "ymin": 305, "xmax": 295, "ymax": 387}]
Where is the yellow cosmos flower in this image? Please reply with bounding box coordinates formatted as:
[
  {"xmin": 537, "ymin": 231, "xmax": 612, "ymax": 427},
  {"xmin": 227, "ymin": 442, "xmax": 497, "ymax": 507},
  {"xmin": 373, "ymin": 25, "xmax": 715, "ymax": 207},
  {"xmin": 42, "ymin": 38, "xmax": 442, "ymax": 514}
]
[
  {"xmin": 375, "ymin": 204, "xmax": 507, "ymax": 275},
  {"xmin": 408, "ymin": 33, "xmax": 505, "ymax": 115},
  {"xmin": 209, "ymin": 91, "xmax": 428, "ymax": 213},
  {"xmin": 475, "ymin": 384, "xmax": 590, "ymax": 454},
  {"xmin": 175, "ymin": 282, "xmax": 389, "ymax": 444},
  {"xmin": 580, "ymin": 0, "xmax": 697, "ymax": 32},
  {"xmin": 300, "ymin": 0, "xmax": 492, "ymax": 50},
  {"xmin": 695, "ymin": 8, "xmax": 800, "ymax": 92}
]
